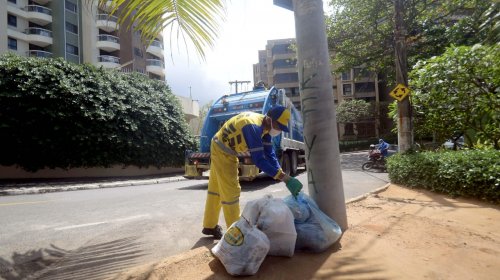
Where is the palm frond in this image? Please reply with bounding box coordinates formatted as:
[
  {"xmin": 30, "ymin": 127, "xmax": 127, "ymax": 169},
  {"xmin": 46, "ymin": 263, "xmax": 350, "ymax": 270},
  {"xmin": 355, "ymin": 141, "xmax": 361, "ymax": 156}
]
[{"xmin": 99, "ymin": 0, "xmax": 227, "ymax": 60}]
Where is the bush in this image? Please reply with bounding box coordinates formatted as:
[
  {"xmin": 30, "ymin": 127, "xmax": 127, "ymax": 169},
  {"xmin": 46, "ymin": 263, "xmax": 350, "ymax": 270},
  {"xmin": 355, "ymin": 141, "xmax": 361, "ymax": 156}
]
[
  {"xmin": 387, "ymin": 150, "xmax": 500, "ymax": 203},
  {"xmin": 339, "ymin": 138, "xmax": 379, "ymax": 152},
  {"xmin": 0, "ymin": 54, "xmax": 196, "ymax": 171}
]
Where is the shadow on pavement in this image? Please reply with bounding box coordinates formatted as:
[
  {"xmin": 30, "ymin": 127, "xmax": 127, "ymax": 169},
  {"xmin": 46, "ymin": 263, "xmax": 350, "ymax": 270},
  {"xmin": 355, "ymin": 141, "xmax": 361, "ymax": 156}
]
[
  {"xmin": 0, "ymin": 236, "xmax": 145, "ymax": 280},
  {"xmin": 200, "ymin": 241, "xmax": 381, "ymax": 280},
  {"xmin": 177, "ymin": 183, "xmax": 209, "ymax": 191},
  {"xmin": 190, "ymin": 238, "xmax": 217, "ymax": 251},
  {"xmin": 177, "ymin": 174, "xmax": 287, "ymax": 192}
]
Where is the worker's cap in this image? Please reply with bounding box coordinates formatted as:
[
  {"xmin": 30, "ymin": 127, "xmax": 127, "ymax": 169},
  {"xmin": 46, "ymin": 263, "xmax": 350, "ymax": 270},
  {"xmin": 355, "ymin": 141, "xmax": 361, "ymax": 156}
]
[{"xmin": 267, "ymin": 105, "xmax": 290, "ymax": 132}]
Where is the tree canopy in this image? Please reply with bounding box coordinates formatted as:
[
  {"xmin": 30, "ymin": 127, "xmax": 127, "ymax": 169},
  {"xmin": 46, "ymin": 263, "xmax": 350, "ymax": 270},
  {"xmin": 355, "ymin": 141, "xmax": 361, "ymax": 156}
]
[
  {"xmin": 335, "ymin": 99, "xmax": 371, "ymax": 123},
  {"xmin": 325, "ymin": 0, "xmax": 496, "ymax": 85},
  {"xmin": 100, "ymin": 0, "xmax": 227, "ymax": 60},
  {"xmin": 409, "ymin": 44, "xmax": 500, "ymax": 149}
]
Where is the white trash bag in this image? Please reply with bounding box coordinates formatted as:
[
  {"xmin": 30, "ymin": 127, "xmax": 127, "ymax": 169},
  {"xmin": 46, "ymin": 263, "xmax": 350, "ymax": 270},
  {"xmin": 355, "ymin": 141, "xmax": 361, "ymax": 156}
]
[
  {"xmin": 211, "ymin": 218, "xmax": 270, "ymax": 276},
  {"xmin": 241, "ymin": 195, "xmax": 297, "ymax": 257},
  {"xmin": 284, "ymin": 192, "xmax": 342, "ymax": 253}
]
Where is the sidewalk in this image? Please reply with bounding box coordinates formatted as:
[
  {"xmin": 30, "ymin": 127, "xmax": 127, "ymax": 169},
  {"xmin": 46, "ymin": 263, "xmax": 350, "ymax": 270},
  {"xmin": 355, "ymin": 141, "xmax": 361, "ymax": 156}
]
[
  {"xmin": 113, "ymin": 184, "xmax": 500, "ymax": 280},
  {"xmin": 0, "ymin": 173, "xmax": 187, "ymax": 196}
]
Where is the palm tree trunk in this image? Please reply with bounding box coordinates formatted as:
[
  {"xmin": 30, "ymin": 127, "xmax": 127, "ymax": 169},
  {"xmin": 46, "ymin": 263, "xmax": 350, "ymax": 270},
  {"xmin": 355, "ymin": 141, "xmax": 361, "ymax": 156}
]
[{"xmin": 293, "ymin": 0, "xmax": 347, "ymax": 230}]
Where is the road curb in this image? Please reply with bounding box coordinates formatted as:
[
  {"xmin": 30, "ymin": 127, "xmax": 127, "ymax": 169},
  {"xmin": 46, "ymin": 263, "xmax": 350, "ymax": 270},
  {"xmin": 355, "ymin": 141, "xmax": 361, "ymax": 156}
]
[
  {"xmin": 345, "ymin": 183, "xmax": 391, "ymax": 204},
  {"xmin": 0, "ymin": 178, "xmax": 390, "ymax": 198},
  {"xmin": 0, "ymin": 176, "xmax": 189, "ymax": 196}
]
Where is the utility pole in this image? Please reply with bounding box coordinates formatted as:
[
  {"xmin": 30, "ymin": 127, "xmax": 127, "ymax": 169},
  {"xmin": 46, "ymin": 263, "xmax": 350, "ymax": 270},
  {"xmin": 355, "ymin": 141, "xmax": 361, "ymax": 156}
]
[
  {"xmin": 394, "ymin": 0, "xmax": 413, "ymax": 152},
  {"xmin": 228, "ymin": 80, "xmax": 250, "ymax": 93},
  {"xmin": 274, "ymin": 0, "xmax": 347, "ymax": 231}
]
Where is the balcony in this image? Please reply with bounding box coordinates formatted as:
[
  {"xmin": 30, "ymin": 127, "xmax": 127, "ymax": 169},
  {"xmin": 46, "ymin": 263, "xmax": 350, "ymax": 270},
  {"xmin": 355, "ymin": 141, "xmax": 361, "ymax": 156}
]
[
  {"xmin": 274, "ymin": 81, "xmax": 299, "ymax": 89},
  {"xmin": 146, "ymin": 40, "xmax": 164, "ymax": 58},
  {"xmin": 97, "ymin": 55, "xmax": 120, "ymax": 69},
  {"xmin": 32, "ymin": 0, "xmax": 51, "ymax": 4},
  {"xmin": 176, "ymin": 95, "xmax": 200, "ymax": 122},
  {"xmin": 25, "ymin": 27, "xmax": 53, "ymax": 47},
  {"xmin": 273, "ymin": 66, "xmax": 296, "ymax": 75},
  {"xmin": 25, "ymin": 5, "xmax": 52, "ymax": 25},
  {"xmin": 146, "ymin": 59, "xmax": 165, "ymax": 77},
  {"xmin": 354, "ymin": 91, "xmax": 376, "ymax": 98},
  {"xmin": 96, "ymin": 34, "xmax": 120, "ymax": 52},
  {"xmin": 26, "ymin": 50, "xmax": 52, "ymax": 58},
  {"xmin": 272, "ymin": 52, "xmax": 295, "ymax": 61},
  {"xmin": 96, "ymin": 14, "xmax": 119, "ymax": 32}
]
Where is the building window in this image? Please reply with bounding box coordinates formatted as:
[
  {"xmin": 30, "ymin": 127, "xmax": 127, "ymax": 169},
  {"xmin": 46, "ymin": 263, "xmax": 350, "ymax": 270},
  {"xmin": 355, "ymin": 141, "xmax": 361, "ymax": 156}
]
[
  {"xmin": 341, "ymin": 71, "xmax": 351, "ymax": 81},
  {"xmin": 65, "ymin": 22, "xmax": 78, "ymax": 34},
  {"xmin": 65, "ymin": 0, "xmax": 77, "ymax": 13},
  {"xmin": 8, "ymin": 0, "xmax": 16, "ymax": 4},
  {"xmin": 344, "ymin": 123, "xmax": 354, "ymax": 136},
  {"xmin": 355, "ymin": 82, "xmax": 375, "ymax": 93},
  {"xmin": 134, "ymin": 47, "xmax": 143, "ymax": 57},
  {"xmin": 7, "ymin": 14, "xmax": 17, "ymax": 27},
  {"xmin": 356, "ymin": 123, "xmax": 376, "ymax": 137},
  {"xmin": 354, "ymin": 67, "xmax": 371, "ymax": 78},
  {"xmin": 8, "ymin": 37, "xmax": 17, "ymax": 50},
  {"xmin": 66, "ymin": 43, "xmax": 79, "ymax": 55},
  {"xmin": 342, "ymin": 84, "xmax": 352, "ymax": 96},
  {"xmin": 274, "ymin": 73, "xmax": 299, "ymax": 84},
  {"xmin": 272, "ymin": 43, "xmax": 294, "ymax": 55}
]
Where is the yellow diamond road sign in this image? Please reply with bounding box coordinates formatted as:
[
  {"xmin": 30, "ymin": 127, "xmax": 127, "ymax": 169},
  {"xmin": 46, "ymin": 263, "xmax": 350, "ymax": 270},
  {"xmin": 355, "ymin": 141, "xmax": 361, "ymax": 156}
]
[{"xmin": 390, "ymin": 84, "xmax": 411, "ymax": 101}]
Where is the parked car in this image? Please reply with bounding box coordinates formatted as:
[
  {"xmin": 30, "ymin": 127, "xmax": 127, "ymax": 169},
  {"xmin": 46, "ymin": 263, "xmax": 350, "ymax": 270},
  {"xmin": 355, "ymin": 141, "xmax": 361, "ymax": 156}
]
[{"xmin": 443, "ymin": 136, "xmax": 465, "ymax": 149}]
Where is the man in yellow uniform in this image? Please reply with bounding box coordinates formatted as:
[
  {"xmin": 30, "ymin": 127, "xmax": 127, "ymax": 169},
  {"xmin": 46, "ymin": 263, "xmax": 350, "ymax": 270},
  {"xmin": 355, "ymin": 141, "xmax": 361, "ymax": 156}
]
[{"xmin": 202, "ymin": 105, "xmax": 303, "ymax": 239}]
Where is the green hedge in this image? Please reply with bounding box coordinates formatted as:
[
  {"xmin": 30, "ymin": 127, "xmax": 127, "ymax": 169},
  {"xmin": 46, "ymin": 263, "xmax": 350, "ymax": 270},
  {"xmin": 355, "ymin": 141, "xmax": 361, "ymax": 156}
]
[
  {"xmin": 0, "ymin": 54, "xmax": 196, "ymax": 172},
  {"xmin": 339, "ymin": 135, "xmax": 397, "ymax": 152},
  {"xmin": 387, "ymin": 150, "xmax": 500, "ymax": 203}
]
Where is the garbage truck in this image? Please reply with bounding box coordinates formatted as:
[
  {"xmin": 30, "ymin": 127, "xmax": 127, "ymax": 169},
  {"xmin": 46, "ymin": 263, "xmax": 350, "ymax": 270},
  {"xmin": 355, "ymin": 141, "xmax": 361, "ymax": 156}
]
[{"xmin": 184, "ymin": 86, "xmax": 306, "ymax": 181}]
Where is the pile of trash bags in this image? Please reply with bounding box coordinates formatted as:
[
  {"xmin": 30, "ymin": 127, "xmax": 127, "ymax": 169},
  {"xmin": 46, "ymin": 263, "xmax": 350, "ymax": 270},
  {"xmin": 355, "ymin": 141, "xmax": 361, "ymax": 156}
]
[{"xmin": 211, "ymin": 193, "xmax": 342, "ymax": 276}]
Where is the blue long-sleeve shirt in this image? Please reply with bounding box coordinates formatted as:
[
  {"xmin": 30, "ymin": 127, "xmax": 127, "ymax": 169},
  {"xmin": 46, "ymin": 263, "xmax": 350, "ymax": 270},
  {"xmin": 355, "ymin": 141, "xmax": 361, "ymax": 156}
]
[{"xmin": 241, "ymin": 124, "xmax": 281, "ymax": 178}]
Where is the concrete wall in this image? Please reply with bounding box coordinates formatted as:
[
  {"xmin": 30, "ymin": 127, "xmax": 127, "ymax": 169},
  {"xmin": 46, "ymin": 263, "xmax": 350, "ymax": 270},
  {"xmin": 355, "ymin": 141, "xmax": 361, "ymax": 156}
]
[{"xmin": 0, "ymin": 165, "xmax": 183, "ymax": 179}]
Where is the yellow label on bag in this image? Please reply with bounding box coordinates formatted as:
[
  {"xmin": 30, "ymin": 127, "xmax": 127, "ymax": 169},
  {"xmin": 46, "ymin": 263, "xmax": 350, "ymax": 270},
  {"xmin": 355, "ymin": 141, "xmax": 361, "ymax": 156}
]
[{"xmin": 224, "ymin": 226, "xmax": 244, "ymax": 246}]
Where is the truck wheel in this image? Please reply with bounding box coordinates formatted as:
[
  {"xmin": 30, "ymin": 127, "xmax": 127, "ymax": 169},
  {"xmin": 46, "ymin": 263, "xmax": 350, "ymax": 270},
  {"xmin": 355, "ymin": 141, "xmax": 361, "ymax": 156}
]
[
  {"xmin": 290, "ymin": 151, "xmax": 298, "ymax": 175},
  {"xmin": 281, "ymin": 153, "xmax": 291, "ymax": 175}
]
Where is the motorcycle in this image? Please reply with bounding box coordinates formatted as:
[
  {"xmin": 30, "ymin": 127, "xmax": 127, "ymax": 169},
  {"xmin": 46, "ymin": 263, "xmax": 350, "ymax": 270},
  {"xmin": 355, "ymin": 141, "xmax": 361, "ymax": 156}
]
[{"xmin": 361, "ymin": 144, "xmax": 386, "ymax": 171}]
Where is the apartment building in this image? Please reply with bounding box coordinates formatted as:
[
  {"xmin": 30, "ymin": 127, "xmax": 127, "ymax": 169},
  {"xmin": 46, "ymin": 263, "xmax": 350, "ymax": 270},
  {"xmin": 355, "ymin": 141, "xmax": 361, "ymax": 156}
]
[
  {"xmin": 333, "ymin": 67, "xmax": 382, "ymax": 139},
  {"xmin": 254, "ymin": 38, "xmax": 389, "ymax": 140},
  {"xmin": 1, "ymin": 0, "xmax": 166, "ymax": 80},
  {"xmin": 253, "ymin": 38, "xmax": 301, "ymax": 110}
]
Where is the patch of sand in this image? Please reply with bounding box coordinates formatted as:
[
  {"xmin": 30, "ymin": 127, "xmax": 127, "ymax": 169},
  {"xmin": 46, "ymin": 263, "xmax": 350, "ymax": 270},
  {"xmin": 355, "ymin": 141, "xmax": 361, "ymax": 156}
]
[{"xmin": 115, "ymin": 184, "xmax": 500, "ymax": 279}]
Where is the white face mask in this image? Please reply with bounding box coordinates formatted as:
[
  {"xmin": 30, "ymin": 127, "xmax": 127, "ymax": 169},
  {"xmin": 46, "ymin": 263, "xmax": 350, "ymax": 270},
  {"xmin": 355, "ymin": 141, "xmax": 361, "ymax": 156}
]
[{"xmin": 269, "ymin": 122, "xmax": 281, "ymax": 137}]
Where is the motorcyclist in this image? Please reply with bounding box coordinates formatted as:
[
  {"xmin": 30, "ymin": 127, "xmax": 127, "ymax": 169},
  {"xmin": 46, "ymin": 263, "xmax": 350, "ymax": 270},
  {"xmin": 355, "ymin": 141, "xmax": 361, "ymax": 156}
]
[{"xmin": 378, "ymin": 139, "xmax": 389, "ymax": 158}]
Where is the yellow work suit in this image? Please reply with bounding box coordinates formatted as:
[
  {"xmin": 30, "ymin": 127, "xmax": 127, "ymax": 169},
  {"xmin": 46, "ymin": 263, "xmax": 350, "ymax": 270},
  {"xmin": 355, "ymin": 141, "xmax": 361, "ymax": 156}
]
[
  {"xmin": 203, "ymin": 138, "xmax": 241, "ymax": 228},
  {"xmin": 203, "ymin": 112, "xmax": 285, "ymax": 229}
]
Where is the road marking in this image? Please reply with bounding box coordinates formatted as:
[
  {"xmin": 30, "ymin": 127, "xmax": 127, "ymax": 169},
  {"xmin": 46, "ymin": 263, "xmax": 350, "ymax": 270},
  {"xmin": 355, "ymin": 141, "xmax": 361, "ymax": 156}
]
[
  {"xmin": 54, "ymin": 214, "xmax": 150, "ymax": 231},
  {"xmin": 55, "ymin": 221, "xmax": 107, "ymax": 230},
  {"xmin": 0, "ymin": 200, "xmax": 50, "ymax": 207}
]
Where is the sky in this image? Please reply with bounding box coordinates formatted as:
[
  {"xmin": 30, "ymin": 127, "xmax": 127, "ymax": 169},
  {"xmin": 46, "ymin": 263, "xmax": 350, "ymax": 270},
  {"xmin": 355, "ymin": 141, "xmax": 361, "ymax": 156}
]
[{"xmin": 162, "ymin": 0, "xmax": 297, "ymax": 106}]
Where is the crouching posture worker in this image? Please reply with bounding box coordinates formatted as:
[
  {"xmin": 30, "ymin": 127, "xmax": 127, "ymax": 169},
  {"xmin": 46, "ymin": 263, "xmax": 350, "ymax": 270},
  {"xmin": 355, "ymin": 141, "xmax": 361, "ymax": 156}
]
[{"xmin": 202, "ymin": 105, "xmax": 303, "ymax": 239}]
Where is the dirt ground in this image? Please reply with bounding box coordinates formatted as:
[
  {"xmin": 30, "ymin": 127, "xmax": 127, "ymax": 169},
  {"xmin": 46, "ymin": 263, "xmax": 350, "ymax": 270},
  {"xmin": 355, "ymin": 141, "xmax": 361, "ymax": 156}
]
[{"xmin": 115, "ymin": 184, "xmax": 500, "ymax": 280}]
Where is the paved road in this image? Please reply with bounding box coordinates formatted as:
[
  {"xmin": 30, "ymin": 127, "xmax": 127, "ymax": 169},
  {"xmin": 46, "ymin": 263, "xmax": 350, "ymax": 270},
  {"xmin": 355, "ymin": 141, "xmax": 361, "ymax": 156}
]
[{"xmin": 0, "ymin": 151, "xmax": 388, "ymax": 280}]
